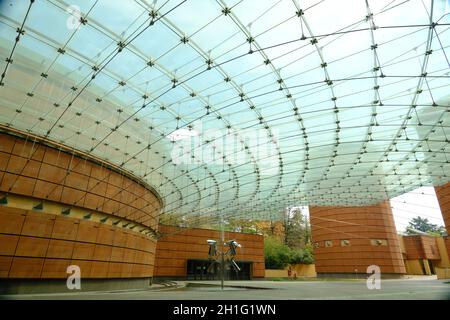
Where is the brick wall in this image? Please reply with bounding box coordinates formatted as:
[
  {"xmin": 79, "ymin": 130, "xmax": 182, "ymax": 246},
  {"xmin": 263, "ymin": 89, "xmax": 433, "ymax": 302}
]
[
  {"xmin": 310, "ymin": 201, "xmax": 406, "ymax": 274},
  {"xmin": 154, "ymin": 225, "xmax": 265, "ymax": 278},
  {"xmin": 0, "ymin": 132, "xmax": 161, "ymax": 279},
  {"xmin": 402, "ymin": 235, "xmax": 440, "ymax": 260},
  {"xmin": 0, "ymin": 133, "xmax": 160, "ymax": 228},
  {"xmin": 0, "ymin": 206, "xmax": 156, "ymax": 279}
]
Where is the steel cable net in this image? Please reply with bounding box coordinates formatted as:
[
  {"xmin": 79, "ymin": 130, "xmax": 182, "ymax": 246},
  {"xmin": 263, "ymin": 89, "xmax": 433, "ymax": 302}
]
[{"xmin": 0, "ymin": 0, "xmax": 449, "ymax": 227}]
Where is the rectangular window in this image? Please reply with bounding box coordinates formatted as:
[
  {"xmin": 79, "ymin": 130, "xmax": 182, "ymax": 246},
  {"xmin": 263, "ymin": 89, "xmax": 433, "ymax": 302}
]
[{"xmin": 341, "ymin": 239, "xmax": 350, "ymax": 246}]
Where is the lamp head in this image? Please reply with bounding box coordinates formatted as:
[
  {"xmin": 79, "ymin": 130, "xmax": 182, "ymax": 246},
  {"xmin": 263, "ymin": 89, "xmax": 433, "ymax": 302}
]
[
  {"xmin": 207, "ymin": 239, "xmax": 217, "ymax": 257},
  {"xmin": 226, "ymin": 239, "xmax": 241, "ymax": 256}
]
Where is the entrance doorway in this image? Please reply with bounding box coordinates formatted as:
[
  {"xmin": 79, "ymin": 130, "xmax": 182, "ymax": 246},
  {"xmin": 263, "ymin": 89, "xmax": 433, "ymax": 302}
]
[{"xmin": 186, "ymin": 259, "xmax": 253, "ymax": 280}]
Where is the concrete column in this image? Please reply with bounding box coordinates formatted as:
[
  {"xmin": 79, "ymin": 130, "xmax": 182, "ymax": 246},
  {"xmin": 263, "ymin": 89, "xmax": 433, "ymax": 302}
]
[{"xmin": 310, "ymin": 201, "xmax": 406, "ymax": 277}]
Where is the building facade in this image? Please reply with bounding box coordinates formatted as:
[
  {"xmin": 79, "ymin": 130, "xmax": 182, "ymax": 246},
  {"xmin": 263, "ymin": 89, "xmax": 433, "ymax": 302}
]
[
  {"xmin": 154, "ymin": 225, "xmax": 265, "ymax": 280},
  {"xmin": 0, "ymin": 132, "xmax": 265, "ymax": 292},
  {"xmin": 310, "ymin": 201, "xmax": 406, "ymax": 277},
  {"xmin": 0, "ymin": 132, "xmax": 161, "ymax": 293}
]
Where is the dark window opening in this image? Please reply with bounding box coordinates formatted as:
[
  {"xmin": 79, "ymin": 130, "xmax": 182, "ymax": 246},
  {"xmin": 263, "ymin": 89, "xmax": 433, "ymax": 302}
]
[{"xmin": 187, "ymin": 259, "xmax": 252, "ymax": 280}]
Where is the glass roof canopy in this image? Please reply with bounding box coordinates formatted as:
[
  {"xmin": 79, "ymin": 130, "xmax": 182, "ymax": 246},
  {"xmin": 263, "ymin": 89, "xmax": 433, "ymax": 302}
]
[{"xmin": 0, "ymin": 0, "xmax": 449, "ymax": 224}]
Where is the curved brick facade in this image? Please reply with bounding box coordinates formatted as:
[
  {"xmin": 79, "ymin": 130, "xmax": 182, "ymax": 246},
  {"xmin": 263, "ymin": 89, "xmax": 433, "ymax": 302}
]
[
  {"xmin": 310, "ymin": 201, "xmax": 406, "ymax": 275},
  {"xmin": 0, "ymin": 132, "xmax": 161, "ymax": 228},
  {"xmin": 0, "ymin": 132, "xmax": 161, "ymax": 280},
  {"xmin": 0, "ymin": 206, "xmax": 156, "ymax": 279}
]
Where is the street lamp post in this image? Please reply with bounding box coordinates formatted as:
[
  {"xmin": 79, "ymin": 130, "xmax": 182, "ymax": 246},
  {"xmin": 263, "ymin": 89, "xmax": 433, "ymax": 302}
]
[{"xmin": 206, "ymin": 238, "xmax": 242, "ymax": 290}]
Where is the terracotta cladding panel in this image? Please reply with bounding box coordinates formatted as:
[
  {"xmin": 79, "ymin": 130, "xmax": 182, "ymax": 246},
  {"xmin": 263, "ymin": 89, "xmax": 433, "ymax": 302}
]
[
  {"xmin": 51, "ymin": 217, "xmax": 78, "ymax": 240},
  {"xmin": 32, "ymin": 180, "xmax": 63, "ymax": 201},
  {"xmin": 71, "ymin": 260, "xmax": 92, "ymax": 277},
  {"xmin": 105, "ymin": 183, "xmax": 121, "ymax": 199},
  {"xmin": 42, "ymin": 148, "xmax": 70, "ymax": 169},
  {"xmin": 64, "ymin": 172, "xmax": 88, "ymax": 191},
  {"xmin": 72, "ymin": 242, "xmax": 96, "ymax": 260},
  {"xmin": 134, "ymin": 251, "xmax": 149, "ymax": 265},
  {"xmin": 0, "ymin": 208, "xmax": 26, "ymax": 234},
  {"xmin": 9, "ymin": 257, "xmax": 44, "ymax": 278},
  {"xmin": 117, "ymin": 205, "xmax": 132, "ymax": 218},
  {"xmin": 156, "ymin": 258, "xmax": 186, "ymax": 268},
  {"xmin": 102, "ymin": 199, "xmax": 120, "ymax": 215},
  {"xmin": 88, "ymin": 178, "xmax": 107, "ymax": 196},
  {"xmin": 120, "ymin": 190, "xmax": 134, "ymax": 205},
  {"xmin": 68, "ymin": 158, "xmax": 92, "ymax": 177},
  {"xmin": 41, "ymin": 259, "xmax": 72, "ymax": 278},
  {"xmin": 11, "ymin": 139, "xmax": 29, "ymax": 156},
  {"xmin": 0, "ymin": 152, "xmax": 10, "ymax": 171},
  {"xmin": 121, "ymin": 263, "xmax": 133, "ymax": 277},
  {"xmin": 90, "ymin": 165, "xmax": 109, "ymax": 181},
  {"xmin": 107, "ymin": 262, "xmax": 124, "ymax": 278},
  {"xmin": 21, "ymin": 213, "xmax": 55, "ymax": 238},
  {"xmin": 126, "ymin": 234, "xmax": 139, "ymax": 250},
  {"xmin": 6, "ymin": 175, "xmax": 36, "ymax": 195},
  {"xmin": 6, "ymin": 155, "xmax": 41, "ymax": 178},
  {"xmin": 112, "ymin": 231, "xmax": 127, "ymax": 247},
  {"xmin": 76, "ymin": 222, "xmax": 99, "ymax": 243},
  {"xmin": 0, "ymin": 173, "xmax": 14, "ymax": 193},
  {"xmin": 132, "ymin": 198, "xmax": 147, "ymax": 211},
  {"xmin": 108, "ymin": 172, "xmax": 124, "ymax": 188},
  {"xmin": 0, "ymin": 134, "xmax": 15, "ymax": 153},
  {"xmin": 15, "ymin": 237, "xmax": 49, "ymax": 257},
  {"xmin": 130, "ymin": 264, "xmax": 144, "ymax": 278},
  {"xmin": 123, "ymin": 248, "xmax": 136, "ymax": 264},
  {"xmin": 0, "ymin": 256, "xmax": 13, "ymax": 277},
  {"xmin": 0, "ymin": 234, "xmax": 19, "ymax": 255},
  {"xmin": 96, "ymin": 227, "xmax": 115, "ymax": 246},
  {"xmin": 46, "ymin": 239, "xmax": 74, "ymax": 259},
  {"xmin": 110, "ymin": 247, "xmax": 125, "ymax": 262},
  {"xmin": 90, "ymin": 261, "xmax": 109, "ymax": 278},
  {"xmin": 61, "ymin": 187, "xmax": 86, "ymax": 206},
  {"xmin": 38, "ymin": 163, "xmax": 67, "ymax": 184},
  {"xmin": 93, "ymin": 244, "xmax": 112, "ymax": 261},
  {"xmin": 83, "ymin": 193, "xmax": 102, "ymax": 210},
  {"xmin": 154, "ymin": 267, "xmax": 186, "ymax": 277},
  {"xmin": 403, "ymin": 236, "xmax": 424, "ymax": 259},
  {"xmin": 143, "ymin": 192, "xmax": 157, "ymax": 204},
  {"xmin": 137, "ymin": 237, "xmax": 156, "ymax": 253}
]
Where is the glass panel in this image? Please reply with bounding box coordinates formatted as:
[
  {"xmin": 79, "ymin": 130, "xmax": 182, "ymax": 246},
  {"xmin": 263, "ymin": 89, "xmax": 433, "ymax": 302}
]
[{"xmin": 0, "ymin": 0, "xmax": 448, "ymax": 222}]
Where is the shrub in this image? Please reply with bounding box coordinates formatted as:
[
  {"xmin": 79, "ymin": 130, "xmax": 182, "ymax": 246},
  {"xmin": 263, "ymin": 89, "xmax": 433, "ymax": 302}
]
[
  {"xmin": 264, "ymin": 237, "xmax": 315, "ymax": 269},
  {"xmin": 299, "ymin": 246, "xmax": 315, "ymax": 264},
  {"xmin": 264, "ymin": 237, "xmax": 292, "ymax": 269}
]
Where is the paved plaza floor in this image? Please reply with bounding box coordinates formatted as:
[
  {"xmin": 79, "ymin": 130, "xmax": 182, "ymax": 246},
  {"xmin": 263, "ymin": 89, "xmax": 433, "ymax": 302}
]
[{"xmin": 2, "ymin": 277, "xmax": 449, "ymax": 300}]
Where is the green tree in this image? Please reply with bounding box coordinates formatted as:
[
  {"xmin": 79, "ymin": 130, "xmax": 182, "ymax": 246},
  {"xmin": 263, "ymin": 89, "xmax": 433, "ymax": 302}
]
[
  {"xmin": 283, "ymin": 207, "xmax": 310, "ymax": 249},
  {"xmin": 264, "ymin": 236, "xmax": 292, "ymax": 269},
  {"xmin": 289, "ymin": 245, "xmax": 315, "ymax": 265},
  {"xmin": 264, "ymin": 236, "xmax": 315, "ymax": 269},
  {"xmin": 405, "ymin": 216, "xmax": 446, "ymax": 236}
]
